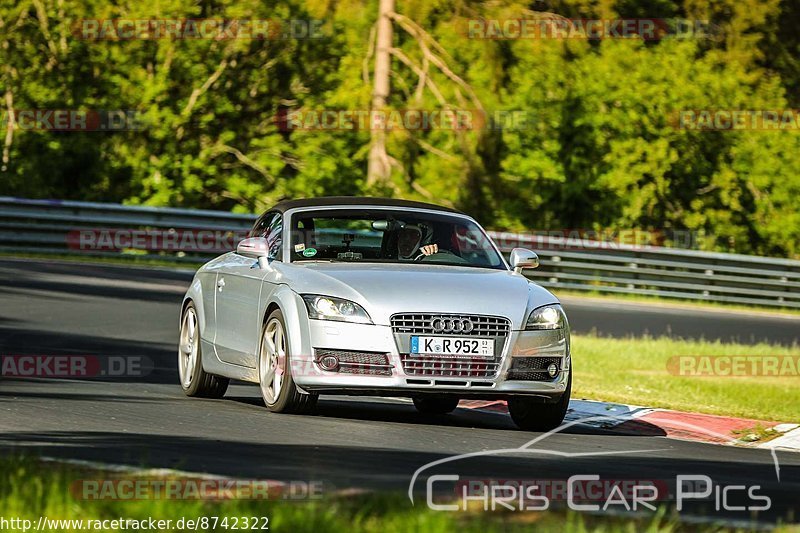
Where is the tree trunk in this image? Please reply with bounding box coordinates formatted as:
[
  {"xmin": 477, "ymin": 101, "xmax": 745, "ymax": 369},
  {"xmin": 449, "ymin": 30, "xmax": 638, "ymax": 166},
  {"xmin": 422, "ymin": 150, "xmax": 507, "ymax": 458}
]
[{"xmin": 366, "ymin": 0, "xmax": 394, "ymax": 188}]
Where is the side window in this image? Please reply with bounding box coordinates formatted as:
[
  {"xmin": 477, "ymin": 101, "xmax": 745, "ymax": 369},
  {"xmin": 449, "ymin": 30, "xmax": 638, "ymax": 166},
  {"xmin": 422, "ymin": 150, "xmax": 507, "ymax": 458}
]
[
  {"xmin": 264, "ymin": 214, "xmax": 283, "ymax": 260},
  {"xmin": 249, "ymin": 212, "xmax": 270, "ymax": 238},
  {"xmin": 248, "ymin": 211, "xmax": 283, "ymax": 260}
]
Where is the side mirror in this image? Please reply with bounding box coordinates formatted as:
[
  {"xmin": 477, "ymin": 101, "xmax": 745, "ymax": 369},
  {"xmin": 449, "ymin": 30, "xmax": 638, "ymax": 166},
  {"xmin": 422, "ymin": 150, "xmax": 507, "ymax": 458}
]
[
  {"xmin": 237, "ymin": 237, "xmax": 269, "ymax": 258},
  {"xmin": 236, "ymin": 237, "xmax": 273, "ymax": 269},
  {"xmin": 509, "ymin": 247, "xmax": 539, "ymax": 273}
]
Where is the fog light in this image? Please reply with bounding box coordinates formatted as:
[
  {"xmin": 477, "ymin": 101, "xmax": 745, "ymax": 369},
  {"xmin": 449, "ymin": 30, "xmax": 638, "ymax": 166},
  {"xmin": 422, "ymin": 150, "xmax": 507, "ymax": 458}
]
[
  {"xmin": 547, "ymin": 363, "xmax": 559, "ymax": 378},
  {"xmin": 319, "ymin": 355, "xmax": 339, "ymax": 371}
]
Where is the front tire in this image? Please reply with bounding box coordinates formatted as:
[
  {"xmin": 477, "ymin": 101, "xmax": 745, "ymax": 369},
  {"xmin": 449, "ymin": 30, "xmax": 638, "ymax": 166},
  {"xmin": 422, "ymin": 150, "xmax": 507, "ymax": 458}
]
[
  {"xmin": 178, "ymin": 303, "xmax": 229, "ymax": 398},
  {"xmin": 258, "ymin": 309, "xmax": 318, "ymax": 414},
  {"xmin": 413, "ymin": 396, "xmax": 460, "ymax": 415},
  {"xmin": 508, "ymin": 373, "xmax": 571, "ymax": 431}
]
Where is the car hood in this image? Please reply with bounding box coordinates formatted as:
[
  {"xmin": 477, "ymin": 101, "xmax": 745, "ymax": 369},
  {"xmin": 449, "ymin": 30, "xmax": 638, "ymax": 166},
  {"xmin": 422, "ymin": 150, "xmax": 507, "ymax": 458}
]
[{"xmin": 275, "ymin": 262, "xmax": 558, "ymax": 328}]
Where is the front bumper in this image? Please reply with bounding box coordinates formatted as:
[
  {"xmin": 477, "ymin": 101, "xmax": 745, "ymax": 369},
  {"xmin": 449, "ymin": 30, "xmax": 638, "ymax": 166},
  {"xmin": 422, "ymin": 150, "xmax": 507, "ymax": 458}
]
[{"xmin": 291, "ymin": 318, "xmax": 570, "ymax": 402}]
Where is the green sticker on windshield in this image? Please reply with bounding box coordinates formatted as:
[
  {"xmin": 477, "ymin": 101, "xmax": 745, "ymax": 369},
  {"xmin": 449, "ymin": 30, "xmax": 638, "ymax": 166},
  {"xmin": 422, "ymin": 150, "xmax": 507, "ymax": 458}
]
[{"xmin": 302, "ymin": 247, "xmax": 317, "ymax": 257}]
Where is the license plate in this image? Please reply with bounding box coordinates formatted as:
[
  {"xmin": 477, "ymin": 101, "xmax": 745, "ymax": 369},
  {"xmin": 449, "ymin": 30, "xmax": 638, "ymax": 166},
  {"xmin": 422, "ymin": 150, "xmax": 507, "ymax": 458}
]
[{"xmin": 410, "ymin": 336, "xmax": 494, "ymax": 358}]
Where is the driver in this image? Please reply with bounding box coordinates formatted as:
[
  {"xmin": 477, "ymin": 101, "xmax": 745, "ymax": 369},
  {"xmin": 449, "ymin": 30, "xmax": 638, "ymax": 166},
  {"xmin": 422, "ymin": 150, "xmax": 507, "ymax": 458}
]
[{"xmin": 396, "ymin": 224, "xmax": 438, "ymax": 259}]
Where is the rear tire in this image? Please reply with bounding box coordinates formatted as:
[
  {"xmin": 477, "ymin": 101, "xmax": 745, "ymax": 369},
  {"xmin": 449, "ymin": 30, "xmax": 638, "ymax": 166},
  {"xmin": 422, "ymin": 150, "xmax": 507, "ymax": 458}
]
[
  {"xmin": 178, "ymin": 303, "xmax": 229, "ymax": 398},
  {"xmin": 508, "ymin": 373, "xmax": 571, "ymax": 431},
  {"xmin": 259, "ymin": 309, "xmax": 318, "ymax": 414},
  {"xmin": 413, "ymin": 396, "xmax": 460, "ymax": 415}
]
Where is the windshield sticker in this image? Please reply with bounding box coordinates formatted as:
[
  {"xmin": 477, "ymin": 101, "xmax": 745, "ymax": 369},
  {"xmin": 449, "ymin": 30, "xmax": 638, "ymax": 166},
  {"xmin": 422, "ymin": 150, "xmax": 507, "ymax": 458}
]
[
  {"xmin": 294, "ymin": 243, "xmax": 306, "ymax": 253},
  {"xmin": 302, "ymin": 247, "xmax": 317, "ymax": 257}
]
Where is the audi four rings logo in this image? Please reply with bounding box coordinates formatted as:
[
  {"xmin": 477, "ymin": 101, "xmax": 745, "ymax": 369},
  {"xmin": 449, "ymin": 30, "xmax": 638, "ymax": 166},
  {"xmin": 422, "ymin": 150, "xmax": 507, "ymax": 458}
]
[{"xmin": 431, "ymin": 317, "xmax": 474, "ymax": 333}]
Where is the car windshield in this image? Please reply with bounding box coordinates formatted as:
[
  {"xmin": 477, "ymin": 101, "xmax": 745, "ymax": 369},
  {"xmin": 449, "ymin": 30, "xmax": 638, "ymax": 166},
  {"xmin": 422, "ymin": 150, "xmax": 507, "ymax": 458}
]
[{"xmin": 289, "ymin": 209, "xmax": 506, "ymax": 270}]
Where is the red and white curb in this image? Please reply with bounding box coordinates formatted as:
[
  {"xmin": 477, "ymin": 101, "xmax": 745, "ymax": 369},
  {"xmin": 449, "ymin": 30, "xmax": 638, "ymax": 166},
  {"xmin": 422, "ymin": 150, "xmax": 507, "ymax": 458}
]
[{"xmin": 459, "ymin": 399, "xmax": 800, "ymax": 452}]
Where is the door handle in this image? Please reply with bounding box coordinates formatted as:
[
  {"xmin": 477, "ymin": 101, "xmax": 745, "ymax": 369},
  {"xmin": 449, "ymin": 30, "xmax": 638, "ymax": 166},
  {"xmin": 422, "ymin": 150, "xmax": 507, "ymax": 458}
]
[{"xmin": 217, "ymin": 278, "xmax": 226, "ymax": 291}]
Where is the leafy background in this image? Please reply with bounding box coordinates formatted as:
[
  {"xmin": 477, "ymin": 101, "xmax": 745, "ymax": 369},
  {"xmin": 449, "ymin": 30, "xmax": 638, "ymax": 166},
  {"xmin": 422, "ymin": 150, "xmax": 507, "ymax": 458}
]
[{"xmin": 1, "ymin": 0, "xmax": 799, "ymax": 257}]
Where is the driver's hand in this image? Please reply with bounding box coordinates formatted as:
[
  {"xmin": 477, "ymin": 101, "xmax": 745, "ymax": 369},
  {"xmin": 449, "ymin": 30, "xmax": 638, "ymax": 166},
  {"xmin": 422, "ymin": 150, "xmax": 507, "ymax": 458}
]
[{"xmin": 420, "ymin": 244, "xmax": 438, "ymax": 256}]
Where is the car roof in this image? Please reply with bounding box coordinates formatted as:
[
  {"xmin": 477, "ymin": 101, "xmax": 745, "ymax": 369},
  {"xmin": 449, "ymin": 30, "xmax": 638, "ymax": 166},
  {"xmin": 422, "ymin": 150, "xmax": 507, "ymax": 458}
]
[{"xmin": 270, "ymin": 196, "xmax": 463, "ymax": 215}]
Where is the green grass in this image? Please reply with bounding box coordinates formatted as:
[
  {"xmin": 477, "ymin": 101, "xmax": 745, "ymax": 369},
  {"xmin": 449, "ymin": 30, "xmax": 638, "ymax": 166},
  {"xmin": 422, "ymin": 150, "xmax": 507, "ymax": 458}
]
[
  {"xmin": 1, "ymin": 455, "xmax": 789, "ymax": 532},
  {"xmin": 572, "ymin": 334, "xmax": 800, "ymax": 422}
]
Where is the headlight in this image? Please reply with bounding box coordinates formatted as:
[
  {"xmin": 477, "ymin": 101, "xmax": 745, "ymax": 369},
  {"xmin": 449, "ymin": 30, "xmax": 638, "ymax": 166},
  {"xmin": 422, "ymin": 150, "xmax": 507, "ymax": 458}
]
[
  {"xmin": 302, "ymin": 295, "xmax": 373, "ymax": 324},
  {"xmin": 525, "ymin": 304, "xmax": 566, "ymax": 330}
]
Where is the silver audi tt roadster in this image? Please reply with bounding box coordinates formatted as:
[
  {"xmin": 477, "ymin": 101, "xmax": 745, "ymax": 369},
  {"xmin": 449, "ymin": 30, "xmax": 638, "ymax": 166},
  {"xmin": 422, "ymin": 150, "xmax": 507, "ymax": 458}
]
[{"xmin": 179, "ymin": 197, "xmax": 571, "ymax": 430}]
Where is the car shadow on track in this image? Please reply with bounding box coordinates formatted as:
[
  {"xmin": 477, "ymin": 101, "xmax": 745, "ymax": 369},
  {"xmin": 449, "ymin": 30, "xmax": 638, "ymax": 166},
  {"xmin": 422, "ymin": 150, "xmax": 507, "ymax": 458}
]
[
  {"xmin": 224, "ymin": 394, "xmax": 669, "ymax": 437},
  {"xmin": 230, "ymin": 395, "xmax": 522, "ymax": 431}
]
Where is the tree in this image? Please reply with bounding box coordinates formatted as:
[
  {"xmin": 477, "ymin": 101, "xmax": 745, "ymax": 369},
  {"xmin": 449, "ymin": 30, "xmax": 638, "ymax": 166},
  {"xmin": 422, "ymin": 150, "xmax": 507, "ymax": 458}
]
[{"xmin": 366, "ymin": 0, "xmax": 394, "ymax": 187}]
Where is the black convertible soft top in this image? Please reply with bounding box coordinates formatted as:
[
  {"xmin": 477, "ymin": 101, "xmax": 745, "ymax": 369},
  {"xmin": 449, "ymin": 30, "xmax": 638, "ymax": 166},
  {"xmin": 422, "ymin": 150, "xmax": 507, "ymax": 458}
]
[{"xmin": 270, "ymin": 196, "xmax": 463, "ymax": 214}]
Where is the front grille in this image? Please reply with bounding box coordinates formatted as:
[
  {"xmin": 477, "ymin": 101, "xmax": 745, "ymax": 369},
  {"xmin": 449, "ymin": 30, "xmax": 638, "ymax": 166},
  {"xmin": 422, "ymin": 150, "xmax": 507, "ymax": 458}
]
[
  {"xmin": 314, "ymin": 349, "xmax": 393, "ymax": 376},
  {"xmin": 507, "ymin": 357, "xmax": 561, "ymax": 381},
  {"xmin": 400, "ymin": 354, "xmax": 500, "ymax": 378},
  {"xmin": 391, "ymin": 313, "xmax": 511, "ymax": 336},
  {"xmin": 392, "ymin": 313, "xmax": 509, "ymax": 378}
]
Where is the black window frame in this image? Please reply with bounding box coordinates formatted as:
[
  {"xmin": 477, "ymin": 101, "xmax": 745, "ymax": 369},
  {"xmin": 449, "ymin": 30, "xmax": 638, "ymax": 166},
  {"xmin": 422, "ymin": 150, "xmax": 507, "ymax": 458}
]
[{"xmin": 248, "ymin": 210, "xmax": 283, "ymax": 261}]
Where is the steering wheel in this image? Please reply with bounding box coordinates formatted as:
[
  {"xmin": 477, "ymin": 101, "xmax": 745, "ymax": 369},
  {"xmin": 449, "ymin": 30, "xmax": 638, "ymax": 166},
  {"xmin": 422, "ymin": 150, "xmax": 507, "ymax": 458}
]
[{"xmin": 413, "ymin": 249, "xmax": 458, "ymax": 261}]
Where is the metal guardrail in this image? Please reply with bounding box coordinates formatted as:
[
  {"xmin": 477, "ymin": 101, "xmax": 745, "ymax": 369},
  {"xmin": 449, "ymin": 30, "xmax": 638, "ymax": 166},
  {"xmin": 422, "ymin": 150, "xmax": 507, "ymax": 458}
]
[{"xmin": 1, "ymin": 196, "xmax": 799, "ymax": 309}]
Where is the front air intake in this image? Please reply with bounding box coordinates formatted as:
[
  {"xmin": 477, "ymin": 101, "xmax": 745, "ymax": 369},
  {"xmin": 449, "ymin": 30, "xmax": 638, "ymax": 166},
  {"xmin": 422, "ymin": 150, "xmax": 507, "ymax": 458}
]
[
  {"xmin": 313, "ymin": 349, "xmax": 393, "ymax": 376},
  {"xmin": 507, "ymin": 357, "xmax": 562, "ymax": 381}
]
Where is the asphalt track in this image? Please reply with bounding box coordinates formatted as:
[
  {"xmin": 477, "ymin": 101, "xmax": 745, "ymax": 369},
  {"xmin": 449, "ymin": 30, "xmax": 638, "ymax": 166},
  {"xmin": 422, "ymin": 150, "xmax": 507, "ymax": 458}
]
[{"xmin": 0, "ymin": 259, "xmax": 798, "ymax": 526}]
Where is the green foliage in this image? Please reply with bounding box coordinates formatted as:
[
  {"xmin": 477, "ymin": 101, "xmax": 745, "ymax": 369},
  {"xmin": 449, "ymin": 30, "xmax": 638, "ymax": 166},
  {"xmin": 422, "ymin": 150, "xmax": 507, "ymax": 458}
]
[{"xmin": 0, "ymin": 0, "xmax": 798, "ymax": 256}]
